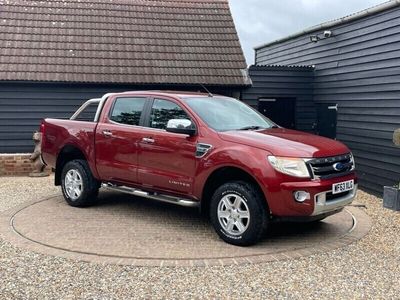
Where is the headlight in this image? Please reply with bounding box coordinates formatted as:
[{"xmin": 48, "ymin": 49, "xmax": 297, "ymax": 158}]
[{"xmin": 268, "ymin": 156, "xmax": 310, "ymax": 178}]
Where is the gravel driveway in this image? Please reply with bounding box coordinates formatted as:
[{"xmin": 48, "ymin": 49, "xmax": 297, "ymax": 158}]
[{"xmin": 0, "ymin": 175, "xmax": 399, "ymax": 299}]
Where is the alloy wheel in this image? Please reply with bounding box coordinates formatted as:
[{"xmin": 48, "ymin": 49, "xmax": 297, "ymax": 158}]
[
  {"xmin": 217, "ymin": 193, "xmax": 250, "ymax": 236},
  {"xmin": 64, "ymin": 169, "xmax": 83, "ymax": 201}
]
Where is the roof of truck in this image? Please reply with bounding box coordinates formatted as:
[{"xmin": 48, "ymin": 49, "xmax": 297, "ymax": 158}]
[{"xmin": 110, "ymin": 90, "xmax": 227, "ymax": 99}]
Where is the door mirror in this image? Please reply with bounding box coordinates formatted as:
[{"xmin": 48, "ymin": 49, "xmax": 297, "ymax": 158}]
[{"xmin": 166, "ymin": 119, "xmax": 196, "ymax": 136}]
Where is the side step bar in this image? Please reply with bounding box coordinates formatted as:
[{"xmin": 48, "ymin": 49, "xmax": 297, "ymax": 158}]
[{"xmin": 101, "ymin": 183, "xmax": 200, "ymax": 208}]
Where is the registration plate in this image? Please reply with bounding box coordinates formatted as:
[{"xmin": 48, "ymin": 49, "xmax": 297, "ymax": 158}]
[{"xmin": 332, "ymin": 180, "xmax": 354, "ymax": 194}]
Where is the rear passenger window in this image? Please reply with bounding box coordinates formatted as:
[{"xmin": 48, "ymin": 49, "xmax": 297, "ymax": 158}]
[
  {"xmin": 110, "ymin": 97, "xmax": 146, "ymax": 126},
  {"xmin": 150, "ymin": 99, "xmax": 190, "ymax": 129}
]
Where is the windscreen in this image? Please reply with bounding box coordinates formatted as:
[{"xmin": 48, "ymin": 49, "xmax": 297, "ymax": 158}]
[{"xmin": 183, "ymin": 97, "xmax": 276, "ymax": 132}]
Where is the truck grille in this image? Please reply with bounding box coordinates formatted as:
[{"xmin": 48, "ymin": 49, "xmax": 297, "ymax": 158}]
[{"xmin": 307, "ymin": 153, "xmax": 354, "ymax": 179}]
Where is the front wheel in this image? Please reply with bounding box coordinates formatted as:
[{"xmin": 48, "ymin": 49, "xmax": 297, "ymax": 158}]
[
  {"xmin": 209, "ymin": 181, "xmax": 269, "ymax": 246},
  {"xmin": 61, "ymin": 159, "xmax": 99, "ymax": 207}
]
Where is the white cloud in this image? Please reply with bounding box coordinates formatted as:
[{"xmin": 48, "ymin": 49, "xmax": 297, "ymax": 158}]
[
  {"xmin": 229, "ymin": 0, "xmax": 388, "ymax": 64},
  {"xmin": 300, "ymin": 0, "xmax": 322, "ymax": 10}
]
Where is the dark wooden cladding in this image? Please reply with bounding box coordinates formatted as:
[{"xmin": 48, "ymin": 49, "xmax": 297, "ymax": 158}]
[
  {"xmin": 241, "ymin": 66, "xmax": 316, "ymax": 133},
  {"xmin": 0, "ymin": 82, "xmax": 239, "ymax": 153},
  {"xmin": 255, "ymin": 4, "xmax": 400, "ymax": 195}
]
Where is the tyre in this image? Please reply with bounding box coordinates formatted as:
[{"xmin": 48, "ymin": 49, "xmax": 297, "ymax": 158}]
[
  {"xmin": 61, "ymin": 159, "xmax": 99, "ymax": 207},
  {"xmin": 209, "ymin": 181, "xmax": 269, "ymax": 246}
]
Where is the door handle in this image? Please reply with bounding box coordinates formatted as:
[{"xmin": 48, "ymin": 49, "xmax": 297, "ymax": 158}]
[
  {"xmin": 142, "ymin": 137, "xmax": 155, "ymax": 143},
  {"xmin": 102, "ymin": 130, "xmax": 113, "ymax": 137}
]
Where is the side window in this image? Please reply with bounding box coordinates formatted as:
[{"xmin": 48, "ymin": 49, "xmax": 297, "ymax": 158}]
[
  {"xmin": 150, "ymin": 99, "xmax": 190, "ymax": 129},
  {"xmin": 110, "ymin": 97, "xmax": 146, "ymax": 126}
]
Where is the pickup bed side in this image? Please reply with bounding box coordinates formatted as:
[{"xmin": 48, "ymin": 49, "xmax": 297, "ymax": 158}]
[{"xmin": 41, "ymin": 119, "xmax": 99, "ymax": 184}]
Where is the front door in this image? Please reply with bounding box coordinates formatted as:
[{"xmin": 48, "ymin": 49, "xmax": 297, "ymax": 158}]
[
  {"xmin": 137, "ymin": 98, "xmax": 197, "ymax": 195},
  {"xmin": 316, "ymin": 103, "xmax": 337, "ymax": 139},
  {"xmin": 258, "ymin": 97, "xmax": 296, "ymax": 129}
]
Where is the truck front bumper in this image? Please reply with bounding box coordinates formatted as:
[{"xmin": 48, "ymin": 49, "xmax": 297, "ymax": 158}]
[
  {"xmin": 264, "ymin": 174, "xmax": 357, "ymax": 217},
  {"xmin": 312, "ymin": 184, "xmax": 357, "ymax": 216}
]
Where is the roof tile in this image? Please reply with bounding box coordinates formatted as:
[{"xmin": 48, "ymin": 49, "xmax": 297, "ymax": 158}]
[{"xmin": 0, "ymin": 0, "xmax": 247, "ymax": 85}]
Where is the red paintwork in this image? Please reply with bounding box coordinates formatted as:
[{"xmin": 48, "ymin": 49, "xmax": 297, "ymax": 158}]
[
  {"xmin": 41, "ymin": 91, "xmax": 357, "ymax": 217},
  {"xmin": 218, "ymin": 128, "xmax": 349, "ymax": 157}
]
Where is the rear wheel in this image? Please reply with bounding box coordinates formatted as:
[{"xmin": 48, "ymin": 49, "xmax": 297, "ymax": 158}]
[
  {"xmin": 210, "ymin": 181, "xmax": 269, "ymax": 246},
  {"xmin": 61, "ymin": 159, "xmax": 99, "ymax": 207}
]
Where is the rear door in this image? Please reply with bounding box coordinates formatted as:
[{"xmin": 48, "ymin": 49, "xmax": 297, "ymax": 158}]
[
  {"xmin": 137, "ymin": 97, "xmax": 198, "ymax": 195},
  {"xmin": 95, "ymin": 96, "xmax": 149, "ymax": 184}
]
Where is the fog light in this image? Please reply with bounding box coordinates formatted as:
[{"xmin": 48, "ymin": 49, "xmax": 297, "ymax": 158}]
[{"xmin": 293, "ymin": 191, "xmax": 310, "ymax": 202}]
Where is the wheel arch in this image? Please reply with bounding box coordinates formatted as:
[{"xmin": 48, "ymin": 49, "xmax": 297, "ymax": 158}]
[
  {"xmin": 55, "ymin": 145, "xmax": 88, "ymax": 186},
  {"xmin": 201, "ymin": 166, "xmax": 269, "ymax": 216}
]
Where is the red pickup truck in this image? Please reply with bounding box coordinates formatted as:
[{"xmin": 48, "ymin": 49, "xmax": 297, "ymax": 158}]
[{"xmin": 41, "ymin": 91, "xmax": 357, "ymax": 246}]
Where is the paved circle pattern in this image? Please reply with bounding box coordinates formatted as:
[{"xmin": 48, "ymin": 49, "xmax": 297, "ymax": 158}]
[{"xmin": 0, "ymin": 191, "xmax": 371, "ymax": 267}]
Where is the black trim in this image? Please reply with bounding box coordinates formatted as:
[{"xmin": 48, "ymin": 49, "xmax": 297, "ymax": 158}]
[
  {"xmin": 166, "ymin": 127, "xmax": 196, "ymax": 136},
  {"xmin": 326, "ymin": 190, "xmax": 351, "ymax": 201},
  {"xmin": 271, "ymin": 208, "xmax": 343, "ymax": 223},
  {"xmin": 141, "ymin": 97, "xmax": 154, "ymax": 127}
]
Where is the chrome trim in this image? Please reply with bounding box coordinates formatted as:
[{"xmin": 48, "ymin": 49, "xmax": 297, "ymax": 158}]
[
  {"xmin": 138, "ymin": 126, "xmax": 167, "ymax": 133},
  {"xmin": 312, "ymin": 184, "xmax": 357, "ymax": 216},
  {"xmin": 102, "ymin": 130, "xmax": 113, "ymax": 137},
  {"xmin": 101, "ymin": 183, "xmax": 199, "ymax": 208},
  {"xmin": 70, "ymin": 98, "xmax": 101, "ymax": 120},
  {"xmin": 94, "ymin": 93, "xmax": 117, "ymax": 122},
  {"xmin": 141, "ymin": 137, "xmax": 155, "ymax": 143},
  {"xmin": 307, "ymin": 153, "xmax": 354, "ymax": 180},
  {"xmin": 108, "ymin": 119, "xmax": 144, "ymax": 128},
  {"xmin": 196, "ymin": 143, "xmax": 213, "ymax": 158}
]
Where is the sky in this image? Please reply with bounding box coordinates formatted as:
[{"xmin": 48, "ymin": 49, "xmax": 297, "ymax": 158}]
[{"xmin": 229, "ymin": 0, "xmax": 388, "ymax": 65}]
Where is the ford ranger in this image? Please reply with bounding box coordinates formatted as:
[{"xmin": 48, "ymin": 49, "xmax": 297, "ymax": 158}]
[{"xmin": 40, "ymin": 91, "xmax": 357, "ymax": 246}]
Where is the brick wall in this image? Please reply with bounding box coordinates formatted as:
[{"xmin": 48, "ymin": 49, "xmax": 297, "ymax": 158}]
[{"xmin": 0, "ymin": 154, "xmax": 36, "ymax": 176}]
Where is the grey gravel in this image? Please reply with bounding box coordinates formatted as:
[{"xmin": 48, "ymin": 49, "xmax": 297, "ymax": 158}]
[
  {"xmin": 0, "ymin": 175, "xmax": 59, "ymax": 212},
  {"xmin": 0, "ymin": 175, "xmax": 399, "ymax": 299}
]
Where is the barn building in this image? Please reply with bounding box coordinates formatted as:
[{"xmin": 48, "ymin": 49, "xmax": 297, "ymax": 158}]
[
  {"xmin": 0, "ymin": 0, "xmax": 249, "ymax": 155},
  {"xmin": 244, "ymin": 1, "xmax": 400, "ymax": 194}
]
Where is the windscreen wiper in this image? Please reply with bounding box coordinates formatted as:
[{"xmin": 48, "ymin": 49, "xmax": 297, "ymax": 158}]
[{"xmin": 239, "ymin": 125, "xmax": 264, "ymax": 130}]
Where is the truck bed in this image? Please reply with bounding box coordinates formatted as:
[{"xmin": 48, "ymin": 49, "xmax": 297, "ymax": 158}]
[{"xmin": 41, "ymin": 118, "xmax": 98, "ymax": 170}]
